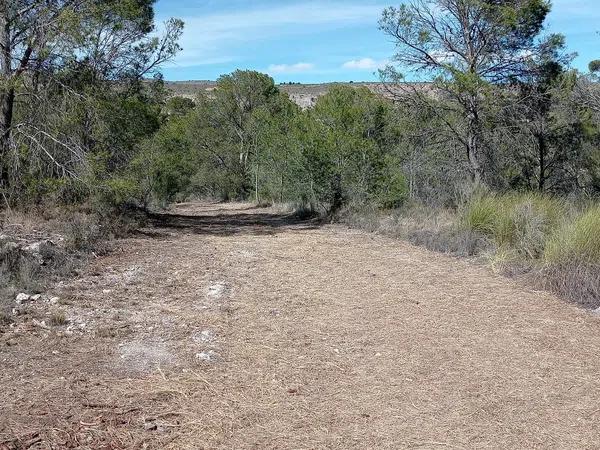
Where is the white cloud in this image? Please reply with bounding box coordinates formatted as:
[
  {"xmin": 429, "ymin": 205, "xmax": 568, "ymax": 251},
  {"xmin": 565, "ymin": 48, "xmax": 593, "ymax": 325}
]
[
  {"xmin": 342, "ymin": 58, "xmax": 388, "ymax": 70},
  {"xmin": 268, "ymin": 62, "xmax": 315, "ymax": 74}
]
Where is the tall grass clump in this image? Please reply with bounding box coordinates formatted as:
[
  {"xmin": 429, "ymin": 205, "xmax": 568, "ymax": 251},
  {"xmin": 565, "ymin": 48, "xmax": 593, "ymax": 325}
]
[
  {"xmin": 544, "ymin": 205, "xmax": 600, "ymax": 265},
  {"xmin": 542, "ymin": 206, "xmax": 600, "ymax": 307},
  {"xmin": 462, "ymin": 193, "xmax": 566, "ymax": 259}
]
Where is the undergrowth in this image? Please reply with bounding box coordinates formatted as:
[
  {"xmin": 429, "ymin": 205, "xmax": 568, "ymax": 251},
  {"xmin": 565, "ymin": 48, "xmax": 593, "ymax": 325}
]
[{"xmin": 0, "ymin": 205, "xmax": 143, "ymax": 308}]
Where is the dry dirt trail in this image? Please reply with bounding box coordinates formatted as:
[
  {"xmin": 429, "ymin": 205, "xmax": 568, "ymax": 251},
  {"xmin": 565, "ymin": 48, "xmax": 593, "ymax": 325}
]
[{"xmin": 2, "ymin": 202, "xmax": 600, "ymax": 449}]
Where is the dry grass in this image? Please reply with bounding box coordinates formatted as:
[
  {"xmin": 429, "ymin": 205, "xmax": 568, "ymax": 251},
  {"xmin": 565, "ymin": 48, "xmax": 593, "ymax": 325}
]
[
  {"xmin": 340, "ymin": 204, "xmax": 490, "ymax": 257},
  {"xmin": 541, "ymin": 263, "xmax": 600, "ymax": 309},
  {"xmin": 49, "ymin": 311, "xmax": 68, "ymax": 326},
  {"xmin": 3, "ymin": 202, "xmax": 600, "ymax": 448},
  {"xmin": 343, "ymin": 199, "xmax": 600, "ymax": 308},
  {"xmin": 0, "ymin": 206, "xmax": 132, "ymax": 306}
]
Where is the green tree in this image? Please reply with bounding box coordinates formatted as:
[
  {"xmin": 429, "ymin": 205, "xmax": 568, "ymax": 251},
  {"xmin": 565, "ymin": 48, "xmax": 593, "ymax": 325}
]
[
  {"xmin": 0, "ymin": 0, "xmax": 182, "ymax": 200},
  {"xmin": 182, "ymin": 70, "xmax": 281, "ymax": 200},
  {"xmin": 379, "ymin": 0, "xmax": 560, "ymax": 185},
  {"xmin": 310, "ymin": 86, "xmax": 400, "ymax": 210}
]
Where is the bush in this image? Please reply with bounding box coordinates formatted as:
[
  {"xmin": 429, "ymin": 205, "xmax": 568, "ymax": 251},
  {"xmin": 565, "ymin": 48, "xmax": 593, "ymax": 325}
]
[
  {"xmin": 63, "ymin": 213, "xmax": 103, "ymax": 253},
  {"xmin": 376, "ymin": 166, "xmax": 409, "ymax": 209}
]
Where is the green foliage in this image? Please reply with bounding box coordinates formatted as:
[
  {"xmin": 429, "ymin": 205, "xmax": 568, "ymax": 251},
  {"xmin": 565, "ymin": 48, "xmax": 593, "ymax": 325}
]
[
  {"xmin": 165, "ymin": 96, "xmax": 195, "ymax": 116},
  {"xmin": 462, "ymin": 196, "xmax": 499, "ymax": 235},
  {"xmin": 308, "ymin": 86, "xmax": 396, "ymax": 209},
  {"xmin": 374, "ymin": 156, "xmax": 409, "ymax": 209}
]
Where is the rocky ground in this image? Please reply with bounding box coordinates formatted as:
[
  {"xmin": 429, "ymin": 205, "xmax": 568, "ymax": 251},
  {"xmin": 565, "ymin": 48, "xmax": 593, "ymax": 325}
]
[{"xmin": 2, "ymin": 202, "xmax": 600, "ymax": 449}]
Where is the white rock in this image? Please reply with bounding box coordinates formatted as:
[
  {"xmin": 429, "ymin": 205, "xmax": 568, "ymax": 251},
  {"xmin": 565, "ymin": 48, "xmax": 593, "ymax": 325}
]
[
  {"xmin": 22, "ymin": 242, "xmax": 42, "ymax": 253},
  {"xmin": 32, "ymin": 319, "xmax": 50, "ymax": 330},
  {"xmin": 195, "ymin": 350, "xmax": 217, "ymax": 362},
  {"xmin": 15, "ymin": 293, "xmax": 31, "ymax": 304},
  {"xmin": 30, "ymin": 294, "xmax": 42, "ymax": 302},
  {"xmin": 22, "ymin": 240, "xmax": 54, "ymax": 253},
  {"xmin": 193, "ymin": 330, "xmax": 216, "ymax": 344},
  {"xmin": 206, "ymin": 282, "xmax": 226, "ymax": 299}
]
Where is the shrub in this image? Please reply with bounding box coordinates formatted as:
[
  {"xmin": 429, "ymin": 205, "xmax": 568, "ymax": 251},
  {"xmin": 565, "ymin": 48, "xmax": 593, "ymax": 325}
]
[
  {"xmin": 63, "ymin": 214, "xmax": 103, "ymax": 253},
  {"xmin": 376, "ymin": 168, "xmax": 409, "ymax": 209}
]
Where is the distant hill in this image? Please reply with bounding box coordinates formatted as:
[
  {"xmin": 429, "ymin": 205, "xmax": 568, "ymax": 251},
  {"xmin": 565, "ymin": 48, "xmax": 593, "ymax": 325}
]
[{"xmin": 163, "ymin": 80, "xmax": 429, "ymax": 109}]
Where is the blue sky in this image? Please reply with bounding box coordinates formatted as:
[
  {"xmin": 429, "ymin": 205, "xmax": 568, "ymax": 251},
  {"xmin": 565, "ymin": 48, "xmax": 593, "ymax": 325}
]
[{"xmin": 155, "ymin": 0, "xmax": 599, "ymax": 83}]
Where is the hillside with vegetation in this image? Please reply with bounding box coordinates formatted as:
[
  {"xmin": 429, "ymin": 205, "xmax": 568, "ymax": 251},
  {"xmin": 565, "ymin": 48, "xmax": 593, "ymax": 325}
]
[
  {"xmin": 163, "ymin": 80, "xmax": 419, "ymax": 108},
  {"xmin": 2, "ymin": 0, "xmax": 600, "ymax": 448}
]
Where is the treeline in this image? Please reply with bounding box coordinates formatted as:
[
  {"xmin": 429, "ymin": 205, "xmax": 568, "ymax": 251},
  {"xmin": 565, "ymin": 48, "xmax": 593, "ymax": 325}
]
[
  {"xmin": 127, "ymin": 71, "xmax": 409, "ymax": 211},
  {"xmin": 123, "ymin": 66, "xmax": 600, "ymax": 213},
  {"xmin": 0, "ymin": 0, "xmax": 599, "ymax": 216}
]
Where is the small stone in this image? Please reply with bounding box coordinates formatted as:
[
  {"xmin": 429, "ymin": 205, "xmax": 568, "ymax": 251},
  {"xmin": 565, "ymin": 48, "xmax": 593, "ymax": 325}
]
[
  {"xmin": 193, "ymin": 330, "xmax": 216, "ymax": 344},
  {"xmin": 30, "ymin": 294, "xmax": 42, "ymax": 302},
  {"xmin": 15, "ymin": 293, "xmax": 30, "ymax": 304},
  {"xmin": 32, "ymin": 319, "xmax": 50, "ymax": 330},
  {"xmin": 195, "ymin": 350, "xmax": 217, "ymax": 362}
]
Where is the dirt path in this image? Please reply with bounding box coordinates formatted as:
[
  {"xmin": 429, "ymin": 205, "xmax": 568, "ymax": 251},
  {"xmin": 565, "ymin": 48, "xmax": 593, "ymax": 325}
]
[{"xmin": 2, "ymin": 202, "xmax": 600, "ymax": 449}]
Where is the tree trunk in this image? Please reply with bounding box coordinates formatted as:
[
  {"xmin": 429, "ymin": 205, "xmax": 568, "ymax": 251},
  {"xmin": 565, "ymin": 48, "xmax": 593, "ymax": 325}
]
[
  {"xmin": 467, "ymin": 134, "xmax": 483, "ymax": 185},
  {"xmin": 0, "ymin": 87, "xmax": 15, "ymax": 187},
  {"xmin": 466, "ymin": 103, "xmax": 484, "ymax": 186},
  {"xmin": 0, "ymin": 1, "xmax": 13, "ymax": 189},
  {"xmin": 279, "ymin": 172, "xmax": 284, "ymax": 204},
  {"xmin": 537, "ymin": 133, "xmax": 547, "ymax": 192},
  {"xmin": 255, "ymin": 163, "xmax": 259, "ymax": 204}
]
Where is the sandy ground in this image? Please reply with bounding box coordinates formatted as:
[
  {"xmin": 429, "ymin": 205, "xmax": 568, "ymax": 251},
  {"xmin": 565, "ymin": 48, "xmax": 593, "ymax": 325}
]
[{"xmin": 2, "ymin": 202, "xmax": 600, "ymax": 449}]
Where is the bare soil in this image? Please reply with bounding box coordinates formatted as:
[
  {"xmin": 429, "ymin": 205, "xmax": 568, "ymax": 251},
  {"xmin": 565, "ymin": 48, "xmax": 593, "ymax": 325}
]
[{"xmin": 2, "ymin": 202, "xmax": 600, "ymax": 449}]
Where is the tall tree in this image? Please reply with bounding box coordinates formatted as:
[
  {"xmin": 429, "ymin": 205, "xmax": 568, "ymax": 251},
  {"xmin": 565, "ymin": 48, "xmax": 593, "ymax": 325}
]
[
  {"xmin": 0, "ymin": 0, "xmax": 182, "ymax": 192},
  {"xmin": 379, "ymin": 0, "xmax": 560, "ymax": 185}
]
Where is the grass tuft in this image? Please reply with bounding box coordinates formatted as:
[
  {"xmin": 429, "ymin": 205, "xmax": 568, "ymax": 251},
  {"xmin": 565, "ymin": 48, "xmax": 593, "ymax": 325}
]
[
  {"xmin": 49, "ymin": 311, "xmax": 68, "ymax": 326},
  {"xmin": 544, "ymin": 205, "xmax": 600, "ymax": 265},
  {"xmin": 462, "ymin": 193, "xmax": 566, "ymax": 258}
]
